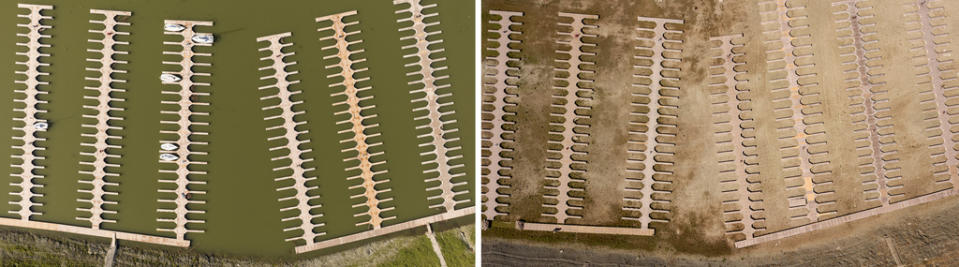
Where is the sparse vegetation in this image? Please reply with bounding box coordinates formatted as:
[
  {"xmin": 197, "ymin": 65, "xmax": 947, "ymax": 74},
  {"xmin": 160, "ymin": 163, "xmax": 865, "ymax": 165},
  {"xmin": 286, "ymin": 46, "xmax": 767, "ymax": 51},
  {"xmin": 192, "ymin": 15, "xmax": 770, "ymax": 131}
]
[
  {"xmin": 0, "ymin": 223, "xmax": 476, "ymax": 266},
  {"xmin": 435, "ymin": 225, "xmax": 475, "ymax": 267},
  {"xmin": 377, "ymin": 236, "xmax": 440, "ymax": 267}
]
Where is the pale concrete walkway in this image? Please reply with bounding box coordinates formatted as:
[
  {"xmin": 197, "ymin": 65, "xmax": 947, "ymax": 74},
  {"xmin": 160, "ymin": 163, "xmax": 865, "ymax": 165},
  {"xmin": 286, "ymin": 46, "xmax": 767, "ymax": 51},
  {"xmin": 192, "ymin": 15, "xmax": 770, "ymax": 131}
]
[
  {"xmin": 0, "ymin": 217, "xmax": 188, "ymax": 247},
  {"xmin": 544, "ymin": 12, "xmax": 596, "ymax": 223},
  {"xmin": 517, "ymin": 221, "xmax": 654, "ymax": 236},
  {"xmin": 257, "ymin": 32, "xmax": 325, "ymax": 246},
  {"xmin": 736, "ymin": 188, "xmax": 959, "ymax": 248},
  {"xmin": 482, "ymin": 10, "xmax": 523, "ymax": 221},
  {"xmin": 917, "ymin": 0, "xmax": 959, "ymax": 190},
  {"xmin": 157, "ymin": 19, "xmax": 212, "ymax": 241},
  {"xmin": 318, "ymin": 11, "xmax": 394, "ymax": 229},
  {"xmin": 930, "ymin": 0, "xmax": 959, "ymax": 193},
  {"xmin": 709, "ymin": 33, "xmax": 754, "ymax": 241},
  {"xmin": 104, "ymin": 234, "xmax": 117, "ymax": 267},
  {"xmin": 295, "ymin": 207, "xmax": 473, "ymax": 254},
  {"xmin": 77, "ymin": 9, "xmax": 129, "ymax": 230},
  {"xmin": 394, "ymin": 0, "xmax": 467, "ymax": 213},
  {"xmin": 10, "ymin": 3, "xmax": 52, "ymax": 221},
  {"xmin": 425, "ymin": 224, "xmax": 448, "ymax": 267},
  {"xmin": 766, "ymin": 0, "xmax": 819, "ymax": 223},
  {"xmin": 623, "ymin": 16, "xmax": 683, "ymax": 231},
  {"xmin": 834, "ymin": 0, "xmax": 889, "ymax": 206},
  {"xmin": 4, "ymin": 7, "xmax": 191, "ymax": 252}
]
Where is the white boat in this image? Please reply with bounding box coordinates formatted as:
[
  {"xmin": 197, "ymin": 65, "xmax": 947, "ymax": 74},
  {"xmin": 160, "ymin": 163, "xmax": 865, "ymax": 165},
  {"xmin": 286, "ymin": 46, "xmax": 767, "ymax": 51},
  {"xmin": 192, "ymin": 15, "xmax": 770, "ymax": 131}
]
[
  {"xmin": 160, "ymin": 73, "xmax": 182, "ymax": 83},
  {"xmin": 160, "ymin": 153, "xmax": 178, "ymax": 161},
  {"xmin": 164, "ymin": 23, "xmax": 186, "ymax": 32},
  {"xmin": 161, "ymin": 143, "xmax": 178, "ymax": 151},
  {"xmin": 192, "ymin": 34, "xmax": 214, "ymax": 44}
]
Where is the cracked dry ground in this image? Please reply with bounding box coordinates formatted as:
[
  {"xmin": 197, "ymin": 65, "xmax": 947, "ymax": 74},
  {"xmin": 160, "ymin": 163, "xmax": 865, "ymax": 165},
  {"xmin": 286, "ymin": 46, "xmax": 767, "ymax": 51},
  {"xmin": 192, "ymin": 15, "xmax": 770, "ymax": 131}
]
[{"xmin": 482, "ymin": 0, "xmax": 959, "ymax": 264}]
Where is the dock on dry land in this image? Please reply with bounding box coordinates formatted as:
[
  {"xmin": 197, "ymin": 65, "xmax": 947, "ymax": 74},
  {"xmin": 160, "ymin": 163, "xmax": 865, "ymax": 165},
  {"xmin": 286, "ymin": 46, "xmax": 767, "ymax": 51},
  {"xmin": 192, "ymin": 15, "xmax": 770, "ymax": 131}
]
[{"xmin": 482, "ymin": 0, "xmax": 959, "ymax": 249}]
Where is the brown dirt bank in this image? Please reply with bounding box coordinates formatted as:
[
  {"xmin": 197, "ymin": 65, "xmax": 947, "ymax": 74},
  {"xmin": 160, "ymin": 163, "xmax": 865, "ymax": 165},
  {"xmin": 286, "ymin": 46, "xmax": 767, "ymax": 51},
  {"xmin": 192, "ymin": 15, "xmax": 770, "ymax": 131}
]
[{"xmin": 484, "ymin": 194, "xmax": 959, "ymax": 266}]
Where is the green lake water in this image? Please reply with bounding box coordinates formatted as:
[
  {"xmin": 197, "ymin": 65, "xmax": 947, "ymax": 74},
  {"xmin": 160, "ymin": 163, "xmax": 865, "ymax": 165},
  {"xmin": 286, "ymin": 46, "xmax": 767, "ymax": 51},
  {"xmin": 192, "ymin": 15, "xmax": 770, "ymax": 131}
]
[{"xmin": 0, "ymin": 0, "xmax": 473, "ymax": 259}]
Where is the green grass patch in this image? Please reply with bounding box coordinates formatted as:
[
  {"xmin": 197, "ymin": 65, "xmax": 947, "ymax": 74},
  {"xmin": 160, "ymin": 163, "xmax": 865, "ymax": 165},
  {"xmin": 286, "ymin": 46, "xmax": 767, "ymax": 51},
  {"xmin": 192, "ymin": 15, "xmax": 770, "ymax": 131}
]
[
  {"xmin": 435, "ymin": 225, "xmax": 474, "ymax": 267},
  {"xmin": 377, "ymin": 235, "xmax": 439, "ymax": 267},
  {"xmin": 0, "ymin": 244, "xmax": 99, "ymax": 267}
]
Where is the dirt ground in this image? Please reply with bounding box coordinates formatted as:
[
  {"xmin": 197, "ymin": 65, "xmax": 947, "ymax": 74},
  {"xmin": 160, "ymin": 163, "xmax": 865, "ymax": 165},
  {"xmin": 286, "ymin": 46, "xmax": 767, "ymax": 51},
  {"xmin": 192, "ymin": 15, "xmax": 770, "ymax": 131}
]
[
  {"xmin": 483, "ymin": 0, "xmax": 739, "ymax": 252},
  {"xmin": 482, "ymin": 0, "xmax": 959, "ymax": 262},
  {"xmin": 484, "ymin": 193, "xmax": 959, "ymax": 266}
]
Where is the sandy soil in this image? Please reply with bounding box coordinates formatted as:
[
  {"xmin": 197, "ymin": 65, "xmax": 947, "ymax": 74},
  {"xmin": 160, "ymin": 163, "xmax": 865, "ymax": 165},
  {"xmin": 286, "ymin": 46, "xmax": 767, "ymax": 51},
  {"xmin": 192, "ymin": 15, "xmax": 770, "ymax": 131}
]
[
  {"xmin": 484, "ymin": 194, "xmax": 959, "ymax": 266},
  {"xmin": 482, "ymin": 0, "xmax": 736, "ymax": 252},
  {"xmin": 482, "ymin": 0, "xmax": 959, "ymax": 262}
]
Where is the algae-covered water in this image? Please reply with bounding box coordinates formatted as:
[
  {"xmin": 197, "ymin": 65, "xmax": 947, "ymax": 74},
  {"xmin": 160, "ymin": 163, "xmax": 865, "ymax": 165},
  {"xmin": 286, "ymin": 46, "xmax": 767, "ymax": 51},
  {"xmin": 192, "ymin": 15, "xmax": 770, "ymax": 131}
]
[{"xmin": 0, "ymin": 0, "xmax": 473, "ymax": 258}]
